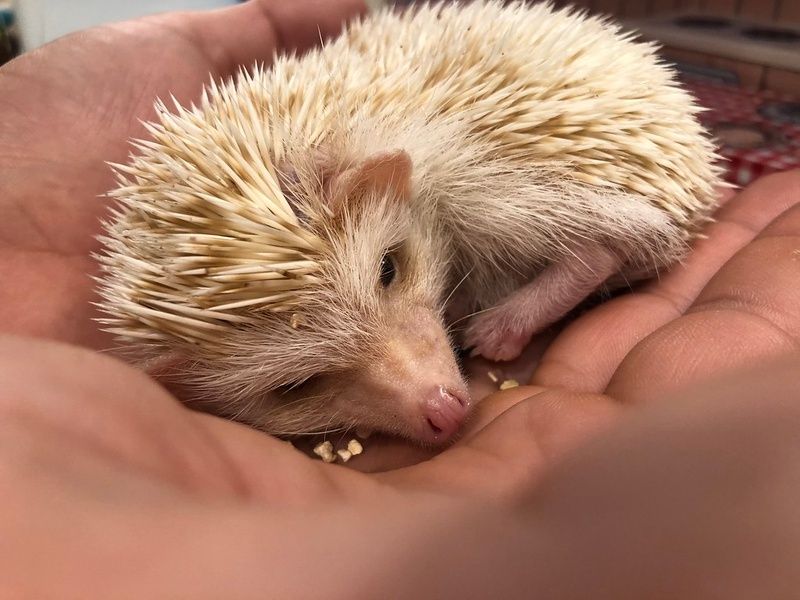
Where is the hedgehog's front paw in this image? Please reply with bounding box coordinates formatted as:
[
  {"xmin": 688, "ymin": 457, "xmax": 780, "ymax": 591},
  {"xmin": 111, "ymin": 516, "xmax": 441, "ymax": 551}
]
[{"xmin": 463, "ymin": 313, "xmax": 531, "ymax": 362}]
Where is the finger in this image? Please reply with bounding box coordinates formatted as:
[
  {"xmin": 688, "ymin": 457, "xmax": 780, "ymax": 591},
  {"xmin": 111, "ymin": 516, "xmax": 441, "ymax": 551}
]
[
  {"xmin": 607, "ymin": 171, "xmax": 800, "ymax": 403},
  {"xmin": 533, "ymin": 171, "xmax": 800, "ymax": 393},
  {"xmin": 177, "ymin": 0, "xmax": 367, "ymax": 77},
  {"xmin": 254, "ymin": 0, "xmax": 368, "ymax": 54},
  {"xmin": 643, "ymin": 171, "xmax": 800, "ymax": 305},
  {"xmin": 459, "ymin": 385, "xmax": 549, "ymax": 440},
  {"xmin": 459, "ymin": 387, "xmax": 619, "ymax": 457}
]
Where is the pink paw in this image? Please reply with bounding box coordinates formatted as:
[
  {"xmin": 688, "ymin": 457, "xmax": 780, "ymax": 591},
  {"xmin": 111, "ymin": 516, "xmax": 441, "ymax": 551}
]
[{"xmin": 463, "ymin": 313, "xmax": 532, "ymax": 362}]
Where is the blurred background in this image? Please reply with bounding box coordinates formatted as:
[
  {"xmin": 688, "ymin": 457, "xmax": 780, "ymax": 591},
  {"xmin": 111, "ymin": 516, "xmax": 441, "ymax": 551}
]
[
  {"xmin": 2, "ymin": 0, "xmax": 798, "ymax": 185},
  {"xmin": 0, "ymin": 0, "xmax": 238, "ymax": 53}
]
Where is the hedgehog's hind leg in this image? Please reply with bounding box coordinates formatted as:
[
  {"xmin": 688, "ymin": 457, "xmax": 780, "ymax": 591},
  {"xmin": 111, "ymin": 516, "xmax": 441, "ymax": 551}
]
[{"xmin": 463, "ymin": 241, "xmax": 621, "ymax": 362}]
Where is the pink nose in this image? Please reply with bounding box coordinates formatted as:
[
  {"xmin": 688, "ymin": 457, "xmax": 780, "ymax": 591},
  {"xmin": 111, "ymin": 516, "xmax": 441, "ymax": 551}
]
[{"xmin": 420, "ymin": 386, "xmax": 471, "ymax": 444}]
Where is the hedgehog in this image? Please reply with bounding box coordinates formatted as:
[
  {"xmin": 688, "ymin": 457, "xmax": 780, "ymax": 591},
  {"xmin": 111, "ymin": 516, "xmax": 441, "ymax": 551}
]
[{"xmin": 96, "ymin": 1, "xmax": 724, "ymax": 446}]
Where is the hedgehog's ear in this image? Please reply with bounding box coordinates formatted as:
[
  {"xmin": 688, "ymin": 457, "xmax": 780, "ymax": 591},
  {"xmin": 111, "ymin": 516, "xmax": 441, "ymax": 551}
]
[{"xmin": 327, "ymin": 150, "xmax": 412, "ymax": 212}]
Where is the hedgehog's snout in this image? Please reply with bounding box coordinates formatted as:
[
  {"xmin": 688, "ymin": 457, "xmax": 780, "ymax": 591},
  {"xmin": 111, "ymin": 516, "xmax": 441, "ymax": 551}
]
[
  {"xmin": 419, "ymin": 385, "xmax": 471, "ymax": 444},
  {"xmin": 335, "ymin": 303, "xmax": 471, "ymax": 446}
]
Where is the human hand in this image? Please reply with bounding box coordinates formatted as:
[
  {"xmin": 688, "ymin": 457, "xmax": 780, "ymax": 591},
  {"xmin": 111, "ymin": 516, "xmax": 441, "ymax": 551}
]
[
  {"xmin": 3, "ymin": 330, "xmax": 799, "ymax": 598},
  {"xmin": 0, "ymin": 0, "xmax": 366, "ymax": 349},
  {"xmin": 3, "ymin": 4, "xmax": 800, "ymax": 594}
]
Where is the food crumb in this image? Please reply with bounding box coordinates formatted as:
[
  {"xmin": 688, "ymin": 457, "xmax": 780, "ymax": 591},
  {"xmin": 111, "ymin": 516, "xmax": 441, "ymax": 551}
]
[
  {"xmin": 313, "ymin": 440, "xmax": 336, "ymax": 463},
  {"xmin": 347, "ymin": 439, "xmax": 364, "ymax": 456},
  {"xmin": 312, "ymin": 439, "xmax": 364, "ymax": 464},
  {"xmin": 499, "ymin": 379, "xmax": 519, "ymax": 390}
]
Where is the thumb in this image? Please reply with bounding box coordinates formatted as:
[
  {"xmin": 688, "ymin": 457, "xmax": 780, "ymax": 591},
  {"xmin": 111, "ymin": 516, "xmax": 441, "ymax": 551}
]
[{"xmin": 180, "ymin": 0, "xmax": 368, "ymax": 77}]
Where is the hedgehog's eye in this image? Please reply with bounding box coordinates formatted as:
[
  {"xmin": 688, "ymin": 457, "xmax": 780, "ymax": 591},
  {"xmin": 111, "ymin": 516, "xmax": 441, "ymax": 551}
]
[
  {"xmin": 379, "ymin": 253, "xmax": 397, "ymax": 288},
  {"xmin": 276, "ymin": 375, "xmax": 318, "ymax": 397}
]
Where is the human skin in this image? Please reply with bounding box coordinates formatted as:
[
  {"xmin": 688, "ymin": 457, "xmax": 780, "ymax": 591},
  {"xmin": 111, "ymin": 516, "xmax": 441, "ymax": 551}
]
[{"xmin": 1, "ymin": 0, "xmax": 800, "ymax": 597}]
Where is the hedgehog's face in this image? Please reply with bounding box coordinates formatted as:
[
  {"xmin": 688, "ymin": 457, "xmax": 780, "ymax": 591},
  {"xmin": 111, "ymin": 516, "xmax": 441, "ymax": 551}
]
[{"xmin": 215, "ymin": 150, "xmax": 471, "ymax": 446}]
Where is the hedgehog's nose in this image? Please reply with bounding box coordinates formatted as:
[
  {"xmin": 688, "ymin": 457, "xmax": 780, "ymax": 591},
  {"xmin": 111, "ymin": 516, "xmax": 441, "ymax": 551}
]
[{"xmin": 419, "ymin": 386, "xmax": 471, "ymax": 444}]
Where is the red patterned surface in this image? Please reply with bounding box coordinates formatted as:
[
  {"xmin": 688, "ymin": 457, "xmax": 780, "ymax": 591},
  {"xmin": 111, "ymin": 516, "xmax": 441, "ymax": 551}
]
[{"xmin": 683, "ymin": 79, "xmax": 800, "ymax": 185}]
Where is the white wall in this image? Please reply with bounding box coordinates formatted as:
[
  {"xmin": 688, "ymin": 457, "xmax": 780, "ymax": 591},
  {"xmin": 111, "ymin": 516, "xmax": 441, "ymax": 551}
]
[{"xmin": 14, "ymin": 0, "xmax": 239, "ymax": 50}]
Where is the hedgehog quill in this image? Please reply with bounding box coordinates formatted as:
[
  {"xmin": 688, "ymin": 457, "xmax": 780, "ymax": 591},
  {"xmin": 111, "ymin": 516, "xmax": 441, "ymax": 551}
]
[{"xmin": 97, "ymin": 1, "xmax": 723, "ymax": 446}]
